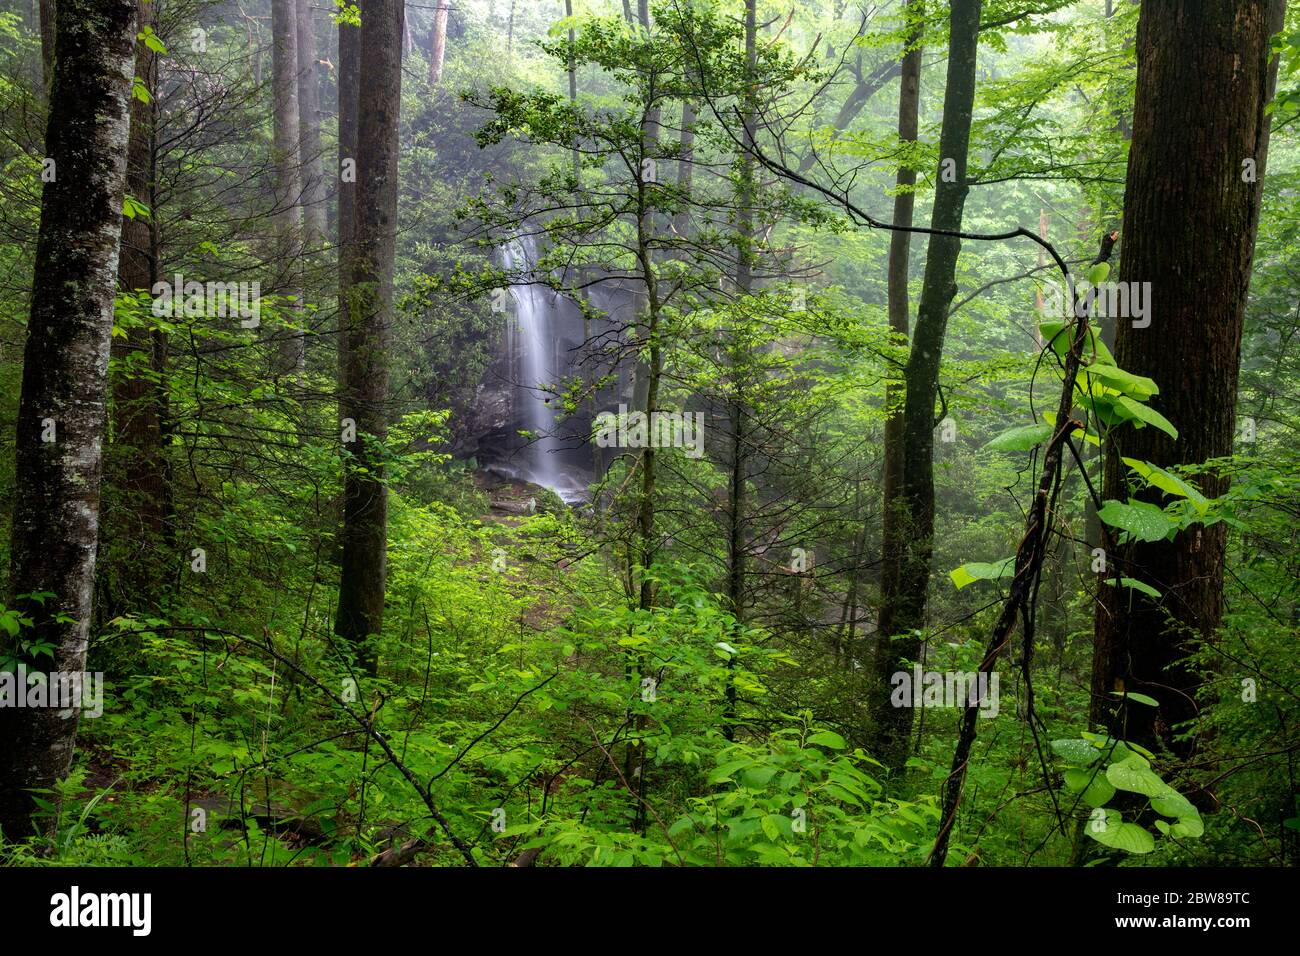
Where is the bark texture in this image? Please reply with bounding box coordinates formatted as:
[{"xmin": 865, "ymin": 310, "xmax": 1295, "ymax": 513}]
[
  {"xmin": 1089, "ymin": 0, "xmax": 1283, "ymax": 757},
  {"xmin": 335, "ymin": 0, "xmax": 403, "ymax": 672},
  {"xmin": 872, "ymin": 0, "xmax": 982, "ymax": 772},
  {"xmin": 296, "ymin": 0, "xmax": 327, "ymax": 248},
  {"xmin": 0, "ymin": 0, "xmax": 137, "ymax": 840}
]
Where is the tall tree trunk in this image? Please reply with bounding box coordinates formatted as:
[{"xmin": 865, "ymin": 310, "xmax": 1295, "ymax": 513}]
[
  {"xmin": 0, "ymin": 0, "xmax": 137, "ymax": 841},
  {"xmin": 271, "ymin": 0, "xmax": 303, "ymax": 373},
  {"xmin": 108, "ymin": 0, "xmax": 166, "ymax": 610},
  {"xmin": 335, "ymin": 0, "xmax": 403, "ymax": 673},
  {"xmin": 871, "ymin": 0, "xmax": 921, "ymax": 753},
  {"xmin": 338, "ymin": 15, "xmax": 360, "ymax": 402},
  {"xmin": 430, "ymin": 0, "xmax": 449, "ymax": 84},
  {"xmin": 1089, "ymin": 0, "xmax": 1283, "ymax": 758},
  {"xmin": 296, "ymin": 0, "xmax": 327, "ymax": 248},
  {"xmin": 872, "ymin": 0, "xmax": 982, "ymax": 773},
  {"xmin": 721, "ymin": 0, "xmax": 758, "ymax": 743},
  {"xmin": 633, "ymin": 0, "xmax": 660, "ymax": 617},
  {"xmin": 564, "ymin": 0, "xmax": 578, "ymax": 183}
]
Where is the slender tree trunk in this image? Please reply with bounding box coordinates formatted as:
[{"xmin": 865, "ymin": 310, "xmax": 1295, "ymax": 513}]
[
  {"xmin": 108, "ymin": 0, "xmax": 166, "ymax": 609},
  {"xmin": 296, "ymin": 0, "xmax": 327, "ymax": 248},
  {"xmin": 721, "ymin": 0, "xmax": 758, "ymax": 743},
  {"xmin": 0, "ymin": 0, "xmax": 137, "ymax": 841},
  {"xmin": 271, "ymin": 0, "xmax": 304, "ymax": 373},
  {"xmin": 335, "ymin": 0, "xmax": 403, "ymax": 673},
  {"xmin": 564, "ymin": 0, "xmax": 578, "ymax": 183},
  {"xmin": 430, "ymin": 0, "xmax": 449, "ymax": 84},
  {"xmin": 633, "ymin": 0, "xmax": 660, "ymax": 617},
  {"xmin": 1089, "ymin": 0, "xmax": 1284, "ymax": 757},
  {"xmin": 871, "ymin": 0, "xmax": 921, "ymax": 754},
  {"xmin": 338, "ymin": 15, "xmax": 360, "ymax": 401},
  {"xmin": 873, "ymin": 0, "xmax": 982, "ymax": 773}
]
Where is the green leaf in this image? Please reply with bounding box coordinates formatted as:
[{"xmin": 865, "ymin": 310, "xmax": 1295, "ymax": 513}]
[
  {"xmin": 1082, "ymin": 363, "xmax": 1158, "ymax": 400},
  {"xmin": 138, "ymin": 26, "xmax": 167, "ymax": 54},
  {"xmin": 1096, "ymin": 500, "xmax": 1180, "ymax": 542},
  {"xmin": 1112, "ymin": 690, "xmax": 1160, "ymax": 707},
  {"xmin": 806, "ymin": 730, "xmax": 847, "ymax": 750},
  {"xmin": 1150, "ymin": 788, "xmax": 1198, "ymax": 820},
  {"xmin": 741, "ymin": 766, "xmax": 777, "ymax": 789},
  {"xmin": 1121, "ymin": 458, "xmax": 1207, "ymax": 511},
  {"xmin": 1062, "ymin": 768, "xmax": 1117, "ymax": 808},
  {"xmin": 1088, "ymin": 815, "xmax": 1156, "ymax": 854},
  {"xmin": 1050, "ymin": 738, "xmax": 1101, "ymax": 765},
  {"xmin": 1104, "ymin": 576, "xmax": 1161, "ymax": 599},
  {"xmin": 948, "ymin": 557, "xmax": 1016, "ymax": 590},
  {"xmin": 984, "ymin": 423, "xmax": 1053, "ymax": 451},
  {"xmin": 707, "ymin": 759, "xmax": 753, "ymax": 784},
  {"xmin": 1112, "ymin": 396, "xmax": 1179, "ymax": 439},
  {"xmin": 1086, "ymin": 262, "xmax": 1111, "ymax": 285},
  {"xmin": 1106, "ymin": 757, "xmax": 1168, "ymax": 797}
]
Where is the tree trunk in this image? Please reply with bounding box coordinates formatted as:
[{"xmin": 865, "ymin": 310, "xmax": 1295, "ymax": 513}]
[
  {"xmin": 338, "ymin": 14, "xmax": 360, "ymax": 398},
  {"xmin": 1089, "ymin": 0, "xmax": 1283, "ymax": 758},
  {"xmin": 296, "ymin": 0, "xmax": 327, "ymax": 248},
  {"xmin": 271, "ymin": 0, "xmax": 303, "ymax": 373},
  {"xmin": 871, "ymin": 0, "xmax": 921, "ymax": 754},
  {"xmin": 430, "ymin": 0, "xmax": 449, "ymax": 84},
  {"xmin": 721, "ymin": 0, "xmax": 758, "ymax": 743},
  {"xmin": 0, "ymin": 0, "xmax": 137, "ymax": 841},
  {"xmin": 107, "ymin": 0, "xmax": 167, "ymax": 610},
  {"xmin": 564, "ymin": 0, "xmax": 578, "ymax": 184},
  {"xmin": 335, "ymin": 0, "xmax": 403, "ymax": 673},
  {"xmin": 872, "ymin": 0, "xmax": 982, "ymax": 773}
]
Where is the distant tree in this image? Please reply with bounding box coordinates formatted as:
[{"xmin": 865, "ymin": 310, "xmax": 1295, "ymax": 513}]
[{"xmin": 335, "ymin": 0, "xmax": 404, "ymax": 672}]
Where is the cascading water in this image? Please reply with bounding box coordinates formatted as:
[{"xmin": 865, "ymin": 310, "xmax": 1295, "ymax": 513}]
[{"xmin": 499, "ymin": 235, "xmax": 587, "ymax": 503}]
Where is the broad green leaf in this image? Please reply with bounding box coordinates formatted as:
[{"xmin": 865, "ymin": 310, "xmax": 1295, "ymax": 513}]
[
  {"xmin": 1063, "ymin": 768, "xmax": 1117, "ymax": 807},
  {"xmin": 806, "ymin": 730, "xmax": 847, "ymax": 750},
  {"xmin": 1051, "ymin": 738, "xmax": 1101, "ymax": 764},
  {"xmin": 1150, "ymin": 788, "xmax": 1198, "ymax": 820},
  {"xmin": 1082, "ymin": 363, "xmax": 1158, "ymax": 400},
  {"xmin": 1113, "ymin": 396, "xmax": 1179, "ymax": 439},
  {"xmin": 1106, "ymin": 757, "xmax": 1168, "ymax": 797},
  {"xmin": 949, "ymin": 556, "xmax": 1016, "ymax": 590},
  {"xmin": 1087, "ymin": 262, "xmax": 1112, "ymax": 285},
  {"xmin": 1096, "ymin": 500, "xmax": 1180, "ymax": 542},
  {"xmin": 707, "ymin": 758, "xmax": 753, "ymax": 784},
  {"xmin": 1121, "ymin": 458, "xmax": 1207, "ymax": 511},
  {"xmin": 985, "ymin": 423, "xmax": 1053, "ymax": 451},
  {"xmin": 1088, "ymin": 816, "xmax": 1156, "ymax": 854},
  {"xmin": 1112, "ymin": 690, "xmax": 1160, "ymax": 707},
  {"xmin": 1104, "ymin": 576, "xmax": 1161, "ymax": 599}
]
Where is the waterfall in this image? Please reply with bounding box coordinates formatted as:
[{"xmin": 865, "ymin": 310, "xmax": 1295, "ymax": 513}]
[{"xmin": 500, "ymin": 235, "xmax": 586, "ymax": 502}]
